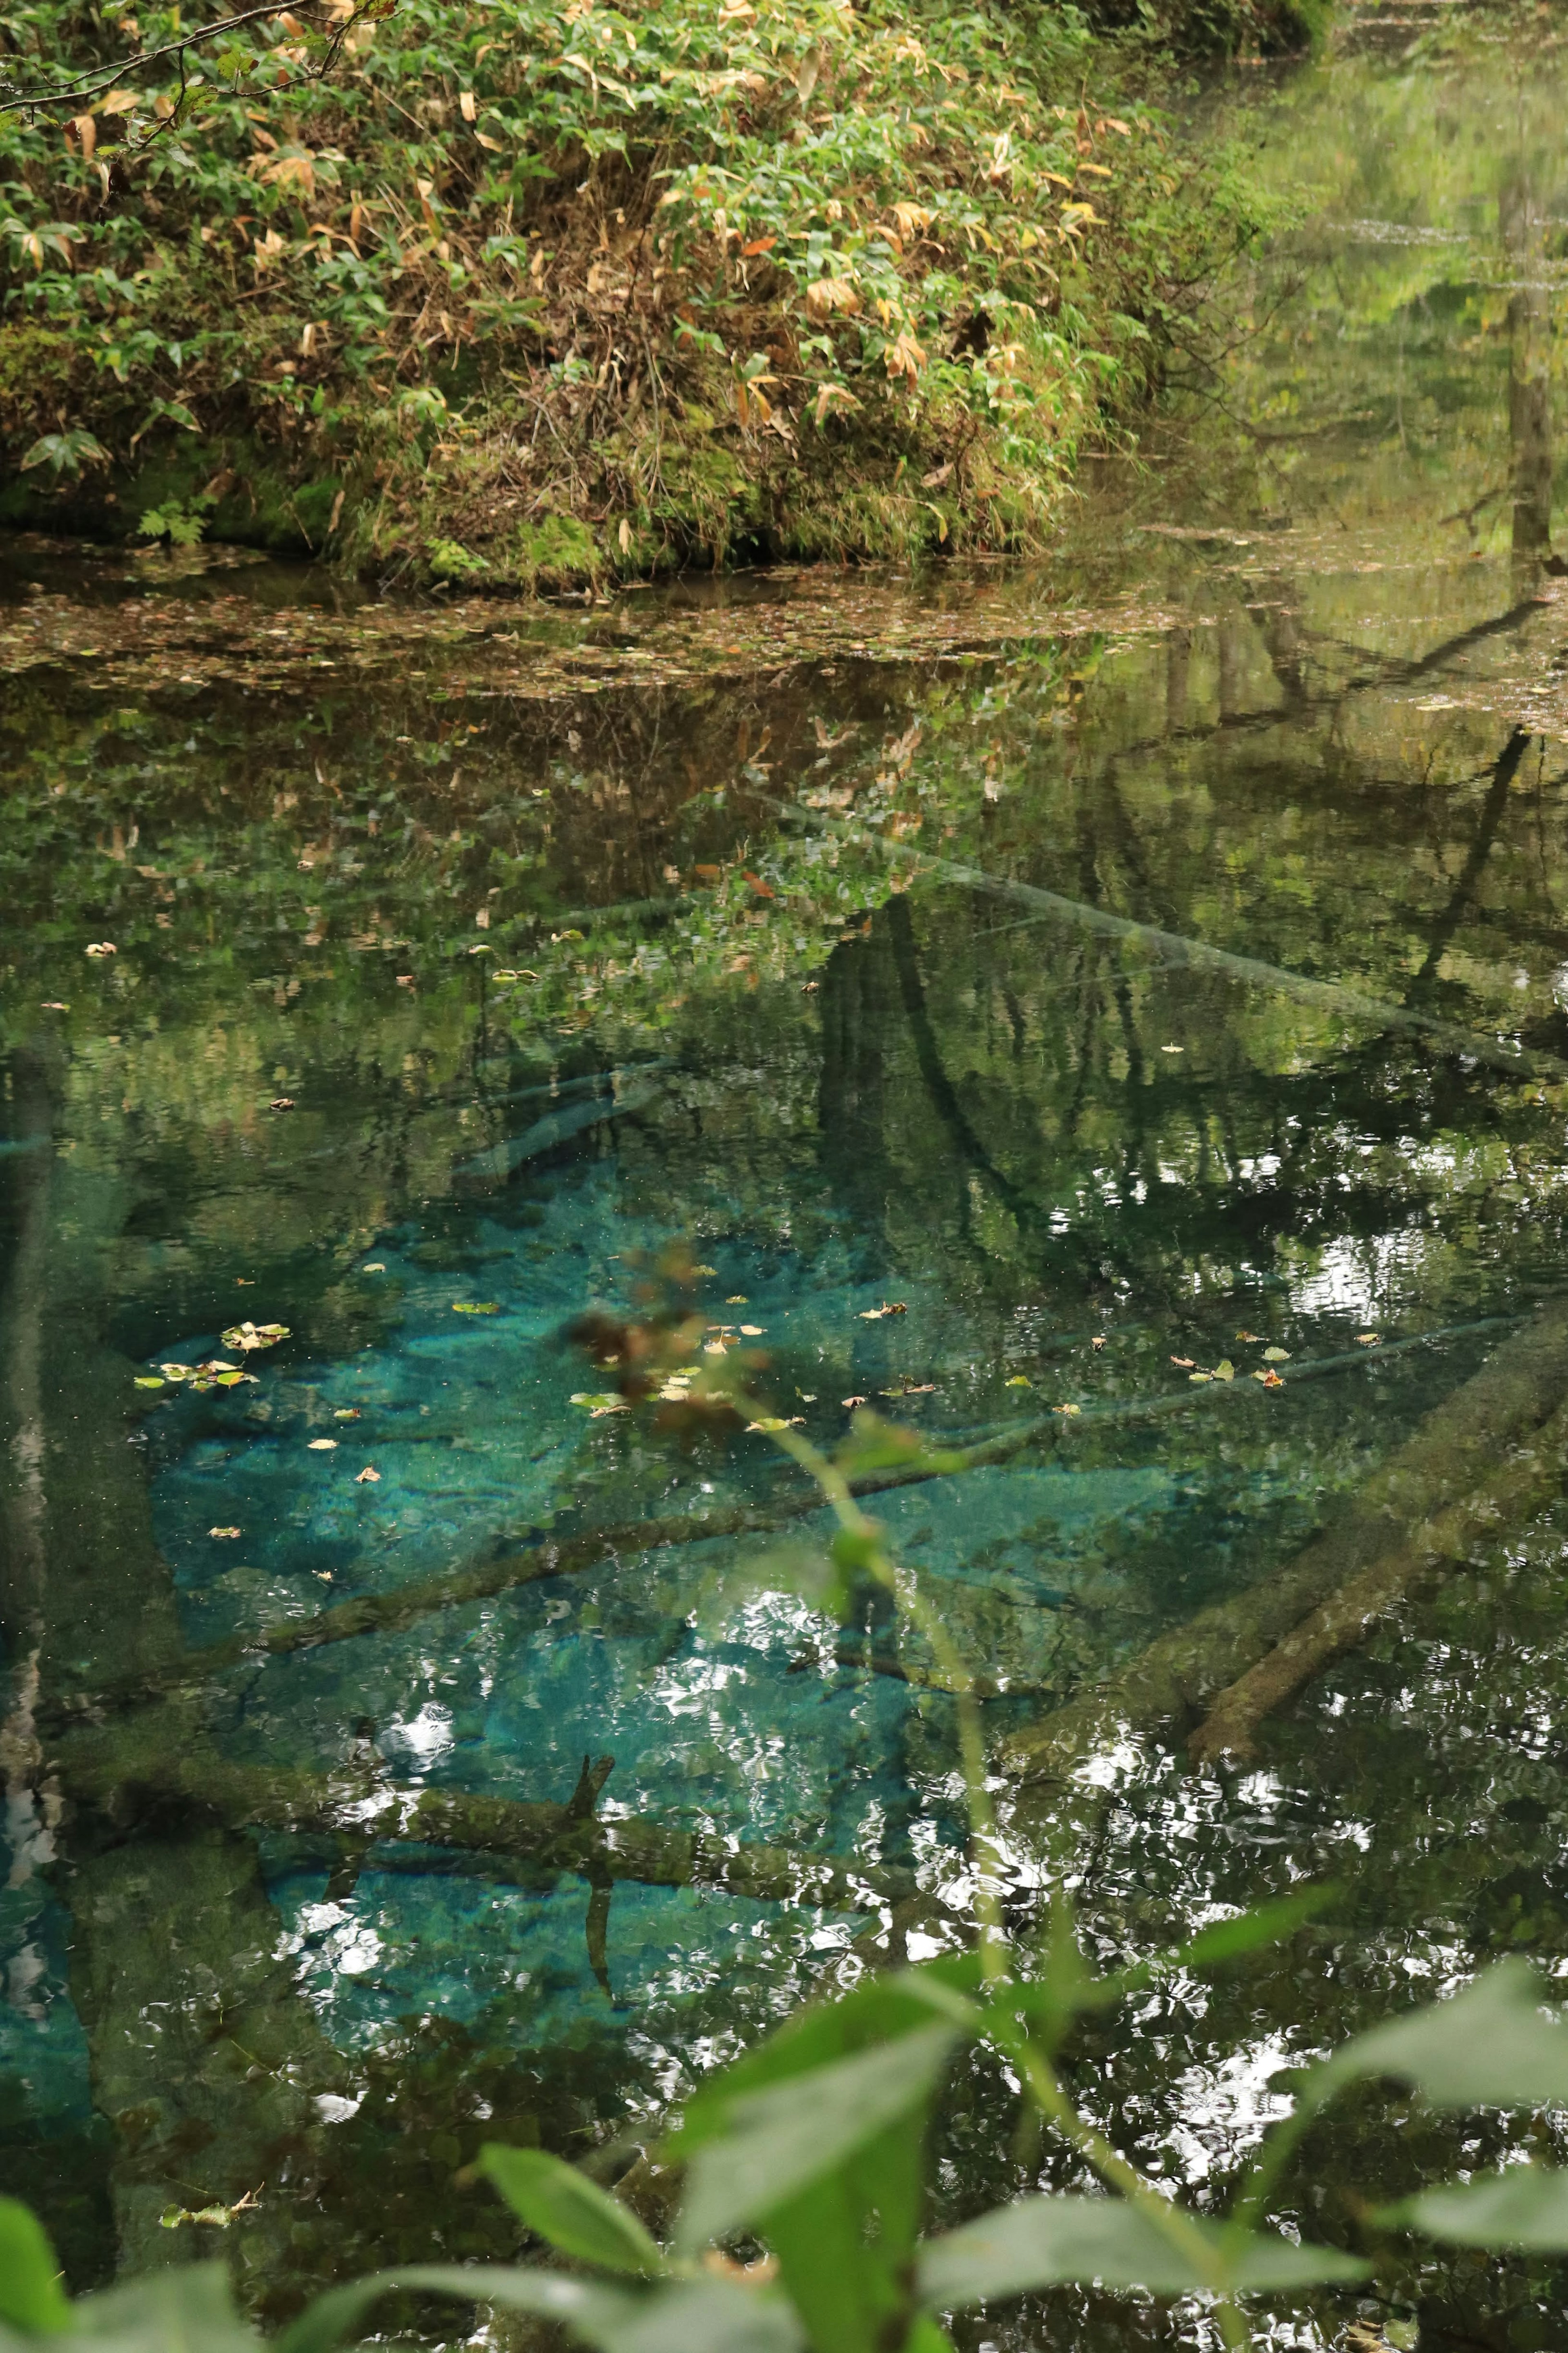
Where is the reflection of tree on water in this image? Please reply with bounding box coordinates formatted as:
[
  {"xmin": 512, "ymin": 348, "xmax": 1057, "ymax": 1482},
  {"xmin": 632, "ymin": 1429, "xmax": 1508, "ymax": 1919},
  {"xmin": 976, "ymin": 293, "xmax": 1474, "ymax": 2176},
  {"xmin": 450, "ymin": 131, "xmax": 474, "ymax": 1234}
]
[{"xmin": 1501, "ymin": 174, "xmax": 1555, "ymax": 563}]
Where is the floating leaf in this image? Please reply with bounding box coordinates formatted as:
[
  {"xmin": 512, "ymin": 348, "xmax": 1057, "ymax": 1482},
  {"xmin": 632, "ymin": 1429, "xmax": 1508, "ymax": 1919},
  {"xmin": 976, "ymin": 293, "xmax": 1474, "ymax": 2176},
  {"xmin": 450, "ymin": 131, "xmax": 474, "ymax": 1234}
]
[
  {"xmin": 727, "ymin": 1294, "xmax": 749, "ymax": 1303},
  {"xmin": 1005, "ymin": 1375, "xmax": 1031, "ymax": 1387},
  {"xmin": 158, "ymin": 1363, "xmax": 195, "ymax": 1380},
  {"xmin": 739, "ymin": 1324, "xmax": 765, "ymax": 1336},
  {"xmin": 1054, "ymin": 1402, "xmax": 1082, "ymax": 1416},
  {"xmin": 363, "ymin": 1263, "xmax": 387, "ymax": 1274},
  {"xmin": 334, "ymin": 1408, "xmax": 361, "ymax": 1421},
  {"xmin": 452, "ymin": 1301, "xmax": 501, "ymax": 1314},
  {"xmin": 1235, "ymin": 1330, "xmax": 1262, "ymax": 1343},
  {"xmin": 1356, "ymin": 1333, "xmax": 1381, "ymax": 1345},
  {"xmin": 1254, "ymin": 1369, "xmax": 1285, "ymax": 1389},
  {"xmin": 134, "ymin": 1375, "xmax": 165, "ymax": 1389},
  {"xmin": 570, "ymin": 1392, "xmax": 630, "ymax": 1418},
  {"xmin": 1212, "ymin": 1359, "xmax": 1235, "ymax": 1382},
  {"xmin": 1263, "ymin": 1347, "xmax": 1291, "ymax": 1362},
  {"xmin": 84, "ymin": 940, "xmax": 117, "ymax": 957},
  {"xmin": 1170, "ymin": 1356, "xmax": 1194, "ymax": 1368},
  {"xmin": 1189, "ymin": 1372, "xmax": 1212, "ymax": 1384},
  {"xmin": 208, "ymin": 1526, "xmax": 241, "ymax": 1539},
  {"xmin": 270, "ymin": 1097, "xmax": 295, "ymax": 1111},
  {"xmin": 354, "ymin": 1467, "xmax": 381, "ymax": 1484},
  {"xmin": 307, "ymin": 1438, "xmax": 339, "ymax": 1451},
  {"xmin": 747, "ymin": 1416, "xmax": 804, "ymax": 1433},
  {"xmin": 221, "ymin": 1321, "xmax": 290, "ymax": 1352}
]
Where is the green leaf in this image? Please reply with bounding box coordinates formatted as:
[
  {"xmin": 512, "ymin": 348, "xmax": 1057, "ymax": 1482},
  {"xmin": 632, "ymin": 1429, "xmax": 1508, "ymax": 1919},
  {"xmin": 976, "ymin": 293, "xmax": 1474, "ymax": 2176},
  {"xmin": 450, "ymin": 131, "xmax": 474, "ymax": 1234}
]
[
  {"xmin": 276, "ymin": 2264, "xmax": 633, "ymax": 2353},
  {"xmin": 68, "ymin": 2264, "xmax": 264, "ymax": 2351},
  {"xmin": 281, "ymin": 2269, "xmax": 797, "ymax": 2353},
  {"xmin": 694, "ymin": 1539, "xmax": 853, "ymax": 1633},
  {"xmin": 579, "ymin": 2277, "xmax": 804, "ymax": 2353},
  {"xmin": 674, "ymin": 1956, "xmax": 981, "ymax": 2141},
  {"xmin": 0, "ymin": 2199, "xmax": 71, "ymax": 2333},
  {"xmin": 670, "ymin": 1962, "xmax": 978, "ymax": 2353},
  {"xmin": 477, "ymin": 2147, "xmax": 667, "ymax": 2276},
  {"xmin": 1387, "ymin": 2166, "xmax": 1568, "ymax": 2250},
  {"xmin": 1323, "ymin": 1960, "xmax": 1568, "ymax": 2109},
  {"xmin": 676, "ymin": 2022, "xmax": 958, "ymax": 2253},
  {"xmin": 917, "ymin": 2195, "xmax": 1368, "ymax": 2306},
  {"xmin": 1170, "ymin": 1887, "xmax": 1339, "ymax": 1973},
  {"xmin": 833, "ymin": 1412, "xmax": 965, "ymax": 1482}
]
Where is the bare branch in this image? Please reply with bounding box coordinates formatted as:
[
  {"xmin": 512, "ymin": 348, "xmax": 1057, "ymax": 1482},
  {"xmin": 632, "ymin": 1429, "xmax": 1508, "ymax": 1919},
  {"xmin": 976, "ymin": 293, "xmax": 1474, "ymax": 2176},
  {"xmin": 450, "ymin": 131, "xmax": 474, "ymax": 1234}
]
[{"xmin": 0, "ymin": 0, "xmax": 372, "ymax": 116}]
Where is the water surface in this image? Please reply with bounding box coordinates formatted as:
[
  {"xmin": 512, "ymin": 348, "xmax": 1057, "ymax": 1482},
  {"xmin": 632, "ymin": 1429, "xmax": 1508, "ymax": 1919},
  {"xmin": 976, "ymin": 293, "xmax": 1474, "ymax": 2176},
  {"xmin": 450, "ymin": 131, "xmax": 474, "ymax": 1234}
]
[{"xmin": 5, "ymin": 11, "xmax": 1568, "ymax": 2342}]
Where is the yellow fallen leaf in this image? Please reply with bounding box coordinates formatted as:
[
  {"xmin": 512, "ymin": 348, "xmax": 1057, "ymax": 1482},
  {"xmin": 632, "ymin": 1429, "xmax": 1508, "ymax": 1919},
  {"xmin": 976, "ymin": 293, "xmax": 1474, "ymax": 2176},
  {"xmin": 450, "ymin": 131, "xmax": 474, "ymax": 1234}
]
[
  {"xmin": 208, "ymin": 1526, "xmax": 241, "ymax": 1538},
  {"xmin": 739, "ymin": 1324, "xmax": 765, "ymax": 1336},
  {"xmin": 307, "ymin": 1438, "xmax": 338, "ymax": 1451},
  {"xmin": 354, "ymin": 1466, "xmax": 380, "ymax": 1483},
  {"xmin": 1263, "ymin": 1347, "xmax": 1291, "ymax": 1362}
]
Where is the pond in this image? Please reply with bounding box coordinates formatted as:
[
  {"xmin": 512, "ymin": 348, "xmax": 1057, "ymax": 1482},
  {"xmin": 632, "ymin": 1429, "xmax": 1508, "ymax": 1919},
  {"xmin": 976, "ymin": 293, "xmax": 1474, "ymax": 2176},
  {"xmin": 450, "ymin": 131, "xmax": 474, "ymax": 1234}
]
[{"xmin": 4, "ymin": 9, "xmax": 1568, "ymax": 2344}]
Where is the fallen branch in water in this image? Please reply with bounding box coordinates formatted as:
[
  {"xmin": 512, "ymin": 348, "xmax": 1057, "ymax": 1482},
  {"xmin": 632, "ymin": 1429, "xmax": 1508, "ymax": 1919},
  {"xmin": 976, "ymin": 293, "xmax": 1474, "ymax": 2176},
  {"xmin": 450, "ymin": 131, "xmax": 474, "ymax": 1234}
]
[
  {"xmin": 1187, "ymin": 1391, "xmax": 1568, "ymax": 1765},
  {"xmin": 60, "ymin": 1308, "xmax": 1540, "ymax": 1726},
  {"xmin": 773, "ymin": 794, "xmax": 1568, "ymax": 1088},
  {"xmin": 999, "ymin": 1297, "xmax": 1568, "ymax": 1789},
  {"xmin": 56, "ymin": 1729, "xmax": 924, "ymax": 1915}
]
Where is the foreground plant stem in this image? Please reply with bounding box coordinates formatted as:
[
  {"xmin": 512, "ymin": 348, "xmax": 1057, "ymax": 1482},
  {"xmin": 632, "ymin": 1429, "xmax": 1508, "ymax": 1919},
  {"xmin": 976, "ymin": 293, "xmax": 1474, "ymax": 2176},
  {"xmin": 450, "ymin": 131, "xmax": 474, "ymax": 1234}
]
[{"xmin": 766, "ymin": 1420, "xmax": 1256, "ymax": 2349}]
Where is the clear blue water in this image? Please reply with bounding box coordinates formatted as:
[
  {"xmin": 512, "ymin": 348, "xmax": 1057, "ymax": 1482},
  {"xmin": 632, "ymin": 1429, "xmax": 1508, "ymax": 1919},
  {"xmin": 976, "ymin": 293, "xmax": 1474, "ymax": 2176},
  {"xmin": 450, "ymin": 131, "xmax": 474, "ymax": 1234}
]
[{"xmin": 6, "ymin": 18, "xmax": 1568, "ymax": 2336}]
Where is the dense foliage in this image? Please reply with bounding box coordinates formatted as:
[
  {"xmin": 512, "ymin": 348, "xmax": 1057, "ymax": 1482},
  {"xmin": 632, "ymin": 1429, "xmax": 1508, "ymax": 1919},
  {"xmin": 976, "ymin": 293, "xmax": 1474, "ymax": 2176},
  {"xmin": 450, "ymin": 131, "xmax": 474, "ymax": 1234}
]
[{"xmin": 0, "ymin": 0, "xmax": 1280, "ymax": 581}]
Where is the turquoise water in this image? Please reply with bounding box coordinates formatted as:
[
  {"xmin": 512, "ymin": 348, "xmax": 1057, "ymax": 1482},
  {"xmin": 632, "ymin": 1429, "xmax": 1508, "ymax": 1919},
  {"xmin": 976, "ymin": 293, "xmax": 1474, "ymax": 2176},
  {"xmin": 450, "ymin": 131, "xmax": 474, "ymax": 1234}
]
[{"xmin": 6, "ymin": 13, "xmax": 1568, "ymax": 2338}]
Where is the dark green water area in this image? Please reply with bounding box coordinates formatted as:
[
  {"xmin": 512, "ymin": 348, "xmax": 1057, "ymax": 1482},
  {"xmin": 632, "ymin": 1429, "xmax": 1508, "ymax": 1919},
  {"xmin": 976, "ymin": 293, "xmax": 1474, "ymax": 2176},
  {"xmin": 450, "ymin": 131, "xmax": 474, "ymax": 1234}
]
[{"xmin": 7, "ymin": 9, "xmax": 1568, "ymax": 2345}]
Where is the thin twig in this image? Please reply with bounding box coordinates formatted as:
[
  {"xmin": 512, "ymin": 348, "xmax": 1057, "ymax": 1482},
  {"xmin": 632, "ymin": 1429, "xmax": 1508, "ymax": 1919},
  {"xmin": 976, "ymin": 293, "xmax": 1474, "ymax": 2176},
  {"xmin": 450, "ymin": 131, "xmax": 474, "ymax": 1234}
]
[{"xmin": 0, "ymin": 0, "xmax": 352, "ymax": 110}]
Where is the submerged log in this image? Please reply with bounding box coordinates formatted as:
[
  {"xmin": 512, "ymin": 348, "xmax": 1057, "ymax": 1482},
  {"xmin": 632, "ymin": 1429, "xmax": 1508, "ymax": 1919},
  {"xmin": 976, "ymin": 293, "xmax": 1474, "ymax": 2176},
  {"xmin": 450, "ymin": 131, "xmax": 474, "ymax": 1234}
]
[
  {"xmin": 66, "ymin": 1308, "xmax": 1532, "ymax": 1727},
  {"xmin": 999, "ymin": 1297, "xmax": 1568, "ymax": 1790},
  {"xmin": 54, "ymin": 1724, "xmax": 923, "ymax": 1916},
  {"xmin": 1187, "ymin": 1390, "xmax": 1568, "ymax": 1764}
]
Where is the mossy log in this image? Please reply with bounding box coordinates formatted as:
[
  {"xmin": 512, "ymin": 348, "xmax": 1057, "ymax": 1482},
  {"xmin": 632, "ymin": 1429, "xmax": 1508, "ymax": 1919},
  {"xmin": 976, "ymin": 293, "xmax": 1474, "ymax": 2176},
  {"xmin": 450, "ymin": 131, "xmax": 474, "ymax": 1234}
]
[{"xmin": 999, "ymin": 1296, "xmax": 1568, "ymax": 1790}]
